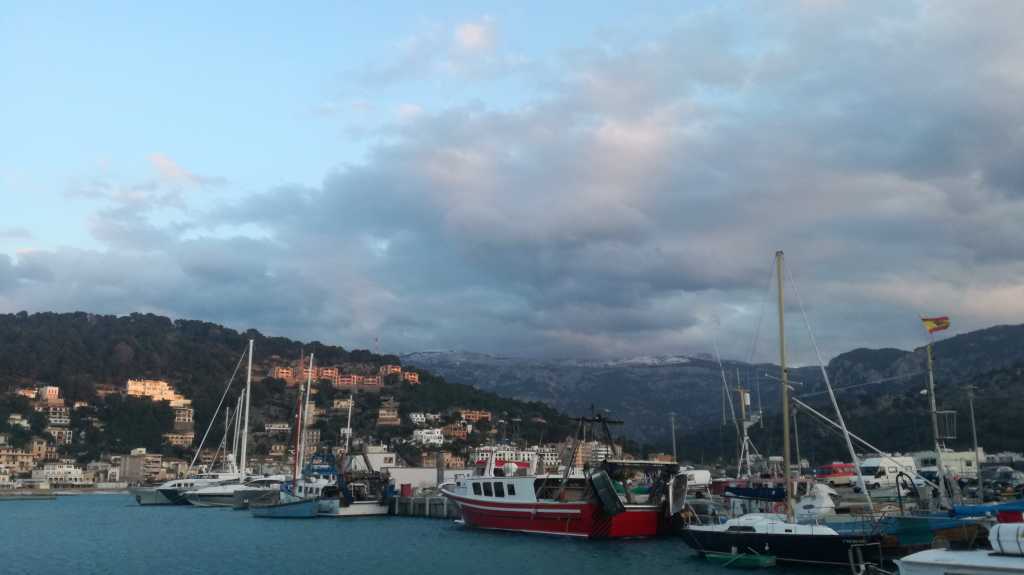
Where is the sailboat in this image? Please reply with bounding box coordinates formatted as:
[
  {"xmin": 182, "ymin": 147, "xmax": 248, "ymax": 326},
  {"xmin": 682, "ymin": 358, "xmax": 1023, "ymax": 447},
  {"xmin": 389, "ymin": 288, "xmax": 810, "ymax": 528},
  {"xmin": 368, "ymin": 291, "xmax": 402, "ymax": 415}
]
[
  {"xmin": 251, "ymin": 353, "xmax": 320, "ymax": 519},
  {"xmin": 186, "ymin": 339, "xmax": 266, "ymax": 507},
  {"xmin": 681, "ymin": 251, "xmax": 873, "ymax": 567},
  {"xmin": 316, "ymin": 397, "xmax": 393, "ymax": 517},
  {"xmin": 131, "ymin": 344, "xmax": 252, "ymax": 505}
]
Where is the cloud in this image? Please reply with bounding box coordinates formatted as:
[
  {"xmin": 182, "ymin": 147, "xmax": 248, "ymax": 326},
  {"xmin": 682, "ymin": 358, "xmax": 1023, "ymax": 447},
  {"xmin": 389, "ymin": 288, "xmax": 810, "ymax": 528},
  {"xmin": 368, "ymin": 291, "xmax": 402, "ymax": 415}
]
[
  {"xmin": 454, "ymin": 17, "xmax": 495, "ymax": 54},
  {"xmin": 149, "ymin": 154, "xmax": 226, "ymax": 188},
  {"xmin": 0, "ymin": 227, "xmax": 33, "ymax": 240},
  {"xmin": 6, "ymin": 2, "xmax": 1024, "ymax": 362}
]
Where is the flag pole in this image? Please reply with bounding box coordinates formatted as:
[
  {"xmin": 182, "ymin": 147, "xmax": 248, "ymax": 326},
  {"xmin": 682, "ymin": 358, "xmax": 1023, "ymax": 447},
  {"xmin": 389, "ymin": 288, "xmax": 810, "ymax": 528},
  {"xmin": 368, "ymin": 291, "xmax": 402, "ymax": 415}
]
[{"xmin": 923, "ymin": 321, "xmax": 950, "ymax": 509}]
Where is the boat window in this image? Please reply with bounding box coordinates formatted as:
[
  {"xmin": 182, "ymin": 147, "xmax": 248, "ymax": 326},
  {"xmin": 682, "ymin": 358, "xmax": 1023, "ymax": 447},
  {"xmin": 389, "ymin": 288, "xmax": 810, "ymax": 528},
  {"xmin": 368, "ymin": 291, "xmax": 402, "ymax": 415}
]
[
  {"xmin": 472, "ymin": 482, "xmax": 482, "ymax": 495},
  {"xmin": 507, "ymin": 483, "xmax": 516, "ymax": 496},
  {"xmin": 726, "ymin": 526, "xmax": 755, "ymax": 532},
  {"xmin": 494, "ymin": 483, "xmax": 505, "ymax": 497},
  {"xmin": 483, "ymin": 482, "xmax": 494, "ymax": 497}
]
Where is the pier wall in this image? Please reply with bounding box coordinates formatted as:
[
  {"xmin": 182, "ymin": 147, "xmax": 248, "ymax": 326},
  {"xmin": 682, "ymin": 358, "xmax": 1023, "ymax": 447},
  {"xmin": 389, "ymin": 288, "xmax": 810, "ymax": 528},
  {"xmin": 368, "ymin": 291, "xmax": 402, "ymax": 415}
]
[{"xmin": 391, "ymin": 496, "xmax": 461, "ymax": 519}]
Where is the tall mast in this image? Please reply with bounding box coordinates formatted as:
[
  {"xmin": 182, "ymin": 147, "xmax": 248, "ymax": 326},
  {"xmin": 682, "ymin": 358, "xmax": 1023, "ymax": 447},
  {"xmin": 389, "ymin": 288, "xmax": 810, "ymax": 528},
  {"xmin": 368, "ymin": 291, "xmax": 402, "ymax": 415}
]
[
  {"xmin": 232, "ymin": 395, "xmax": 242, "ymax": 471},
  {"xmin": 669, "ymin": 412, "xmax": 677, "ymax": 462},
  {"xmin": 297, "ymin": 353, "xmax": 314, "ymax": 476},
  {"xmin": 239, "ymin": 339, "xmax": 253, "ymax": 481},
  {"xmin": 776, "ymin": 250, "xmax": 794, "ymax": 521},
  {"xmin": 926, "ymin": 343, "xmax": 950, "ymax": 508},
  {"xmin": 344, "ymin": 396, "xmax": 354, "ymax": 455},
  {"xmin": 968, "ymin": 386, "xmax": 982, "ymax": 500},
  {"xmin": 223, "ymin": 405, "xmax": 232, "ymax": 472}
]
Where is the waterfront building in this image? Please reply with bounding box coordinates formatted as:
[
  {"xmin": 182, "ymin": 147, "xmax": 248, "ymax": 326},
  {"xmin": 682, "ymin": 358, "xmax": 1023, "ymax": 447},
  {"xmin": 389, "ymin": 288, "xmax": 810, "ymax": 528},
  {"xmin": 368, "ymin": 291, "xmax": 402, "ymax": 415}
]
[
  {"xmin": 363, "ymin": 375, "xmax": 382, "ymax": 387},
  {"xmin": 534, "ymin": 445, "xmax": 562, "ymax": 472},
  {"xmin": 0, "ymin": 447, "xmax": 34, "ymax": 474},
  {"xmin": 272, "ymin": 366, "xmax": 294, "ymax": 380},
  {"xmin": 119, "ymin": 448, "xmax": 163, "ymax": 484},
  {"xmin": 348, "ymin": 444, "xmax": 401, "ymax": 471},
  {"xmin": 32, "ymin": 460, "xmax": 89, "ymax": 487},
  {"xmin": 30, "ymin": 437, "xmax": 49, "ymax": 462},
  {"xmin": 470, "ymin": 445, "xmax": 538, "ymax": 472}
]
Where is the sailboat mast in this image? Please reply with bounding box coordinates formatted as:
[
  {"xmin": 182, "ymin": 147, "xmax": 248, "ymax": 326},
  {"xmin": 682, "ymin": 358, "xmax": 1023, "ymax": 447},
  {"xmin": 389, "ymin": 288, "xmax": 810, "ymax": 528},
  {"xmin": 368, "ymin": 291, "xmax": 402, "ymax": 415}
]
[
  {"xmin": 239, "ymin": 339, "xmax": 253, "ymax": 481},
  {"xmin": 926, "ymin": 343, "xmax": 950, "ymax": 508},
  {"xmin": 776, "ymin": 250, "xmax": 794, "ymax": 521},
  {"xmin": 297, "ymin": 353, "xmax": 314, "ymax": 474},
  {"xmin": 344, "ymin": 396, "xmax": 353, "ymax": 454},
  {"xmin": 969, "ymin": 387, "xmax": 982, "ymax": 500}
]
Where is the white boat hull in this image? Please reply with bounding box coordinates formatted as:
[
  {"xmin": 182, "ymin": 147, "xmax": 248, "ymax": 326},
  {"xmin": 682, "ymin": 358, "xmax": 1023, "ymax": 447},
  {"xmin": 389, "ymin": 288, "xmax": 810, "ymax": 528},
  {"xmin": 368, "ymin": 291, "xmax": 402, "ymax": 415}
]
[
  {"xmin": 130, "ymin": 488, "xmax": 174, "ymax": 506},
  {"xmin": 317, "ymin": 499, "xmax": 390, "ymax": 517}
]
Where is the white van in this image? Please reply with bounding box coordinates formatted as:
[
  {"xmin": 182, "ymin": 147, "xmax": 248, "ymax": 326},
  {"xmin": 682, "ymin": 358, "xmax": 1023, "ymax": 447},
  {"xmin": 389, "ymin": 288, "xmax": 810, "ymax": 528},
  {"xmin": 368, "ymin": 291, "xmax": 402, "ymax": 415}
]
[{"xmin": 858, "ymin": 456, "xmax": 917, "ymax": 490}]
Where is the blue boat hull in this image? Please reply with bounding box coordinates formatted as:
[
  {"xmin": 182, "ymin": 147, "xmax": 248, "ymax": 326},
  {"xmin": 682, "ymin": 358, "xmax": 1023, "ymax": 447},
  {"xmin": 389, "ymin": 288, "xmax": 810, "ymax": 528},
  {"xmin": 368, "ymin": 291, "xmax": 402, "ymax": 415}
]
[{"xmin": 251, "ymin": 498, "xmax": 319, "ymax": 519}]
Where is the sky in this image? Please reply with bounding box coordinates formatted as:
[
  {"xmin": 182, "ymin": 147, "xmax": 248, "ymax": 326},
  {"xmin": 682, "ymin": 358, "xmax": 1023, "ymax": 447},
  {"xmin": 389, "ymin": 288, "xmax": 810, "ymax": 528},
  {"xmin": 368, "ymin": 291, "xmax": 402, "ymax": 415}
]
[{"xmin": 2, "ymin": 1, "xmax": 1023, "ymax": 364}]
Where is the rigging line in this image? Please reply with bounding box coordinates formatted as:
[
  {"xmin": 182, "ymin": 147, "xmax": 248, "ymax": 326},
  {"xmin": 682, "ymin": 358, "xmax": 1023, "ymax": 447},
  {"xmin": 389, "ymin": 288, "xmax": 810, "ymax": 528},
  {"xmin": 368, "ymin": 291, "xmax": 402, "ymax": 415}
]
[
  {"xmin": 187, "ymin": 344, "xmax": 248, "ymax": 475},
  {"xmin": 746, "ymin": 255, "xmax": 777, "ymax": 365},
  {"xmin": 712, "ymin": 333, "xmax": 740, "ymax": 439},
  {"xmin": 783, "ymin": 260, "xmax": 873, "ymax": 511},
  {"xmin": 797, "ymin": 371, "xmax": 927, "ymax": 398}
]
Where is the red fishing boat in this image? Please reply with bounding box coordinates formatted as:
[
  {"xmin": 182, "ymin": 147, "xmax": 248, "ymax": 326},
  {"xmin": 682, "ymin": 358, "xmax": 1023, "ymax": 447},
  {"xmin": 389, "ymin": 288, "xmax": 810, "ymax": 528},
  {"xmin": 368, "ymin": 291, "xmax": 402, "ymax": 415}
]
[{"xmin": 440, "ymin": 414, "xmax": 684, "ymax": 539}]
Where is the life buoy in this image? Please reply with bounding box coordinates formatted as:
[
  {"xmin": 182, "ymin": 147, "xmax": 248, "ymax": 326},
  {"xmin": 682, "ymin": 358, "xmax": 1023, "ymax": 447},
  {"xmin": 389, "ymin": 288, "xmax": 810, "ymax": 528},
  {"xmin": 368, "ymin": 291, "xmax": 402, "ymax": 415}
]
[{"xmin": 771, "ymin": 502, "xmax": 787, "ymax": 513}]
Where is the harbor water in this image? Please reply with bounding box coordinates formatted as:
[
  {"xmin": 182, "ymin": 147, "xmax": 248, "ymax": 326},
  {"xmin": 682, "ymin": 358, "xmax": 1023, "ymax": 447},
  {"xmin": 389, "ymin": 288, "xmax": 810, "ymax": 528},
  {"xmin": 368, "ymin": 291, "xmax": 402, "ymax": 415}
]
[{"xmin": 0, "ymin": 494, "xmax": 829, "ymax": 574}]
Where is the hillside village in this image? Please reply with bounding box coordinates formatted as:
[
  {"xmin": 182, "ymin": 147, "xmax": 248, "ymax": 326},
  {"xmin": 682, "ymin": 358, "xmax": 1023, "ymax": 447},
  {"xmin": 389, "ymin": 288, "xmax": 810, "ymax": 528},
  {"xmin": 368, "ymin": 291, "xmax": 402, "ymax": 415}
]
[{"xmin": 0, "ymin": 353, "xmax": 638, "ymax": 490}]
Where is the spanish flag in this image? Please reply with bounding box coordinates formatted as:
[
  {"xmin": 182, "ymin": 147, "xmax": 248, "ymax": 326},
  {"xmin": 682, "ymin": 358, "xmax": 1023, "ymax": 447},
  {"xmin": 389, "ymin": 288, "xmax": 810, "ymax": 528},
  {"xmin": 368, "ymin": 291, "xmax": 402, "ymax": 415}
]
[{"xmin": 921, "ymin": 316, "xmax": 951, "ymax": 333}]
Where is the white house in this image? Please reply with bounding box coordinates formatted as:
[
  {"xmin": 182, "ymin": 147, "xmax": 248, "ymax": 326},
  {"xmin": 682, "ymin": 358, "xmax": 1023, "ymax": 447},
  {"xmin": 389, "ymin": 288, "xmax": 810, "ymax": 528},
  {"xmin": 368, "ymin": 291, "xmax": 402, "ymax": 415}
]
[{"xmin": 412, "ymin": 428, "xmax": 445, "ymax": 446}]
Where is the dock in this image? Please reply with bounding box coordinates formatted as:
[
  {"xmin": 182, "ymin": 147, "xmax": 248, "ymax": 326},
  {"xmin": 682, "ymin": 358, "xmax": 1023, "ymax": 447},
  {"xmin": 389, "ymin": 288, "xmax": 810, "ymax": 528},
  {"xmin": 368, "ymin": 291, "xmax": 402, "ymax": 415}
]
[{"xmin": 391, "ymin": 495, "xmax": 461, "ymax": 519}]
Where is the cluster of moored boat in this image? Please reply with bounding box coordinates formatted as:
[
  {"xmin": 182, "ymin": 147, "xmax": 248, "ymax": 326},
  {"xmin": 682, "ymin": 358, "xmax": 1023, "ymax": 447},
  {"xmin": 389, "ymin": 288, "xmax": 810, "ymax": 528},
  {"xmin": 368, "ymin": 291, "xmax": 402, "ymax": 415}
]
[{"xmin": 132, "ymin": 342, "xmax": 392, "ymax": 519}]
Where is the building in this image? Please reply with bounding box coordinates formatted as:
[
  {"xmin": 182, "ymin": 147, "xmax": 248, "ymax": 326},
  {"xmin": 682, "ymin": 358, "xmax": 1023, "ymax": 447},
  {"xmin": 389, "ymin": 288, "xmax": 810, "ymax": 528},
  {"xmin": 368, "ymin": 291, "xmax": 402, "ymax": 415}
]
[
  {"xmin": 32, "ymin": 460, "xmax": 89, "ymax": 487},
  {"xmin": 265, "ymin": 422, "xmax": 291, "ymax": 434},
  {"xmin": 7, "ymin": 414, "xmax": 29, "ymax": 430},
  {"xmin": 319, "ymin": 367, "xmax": 339, "ymax": 380},
  {"xmin": 272, "ymin": 366, "xmax": 294, "ymax": 380},
  {"xmin": 173, "ymin": 406, "xmax": 194, "ymax": 433},
  {"xmin": 379, "ymin": 364, "xmax": 402, "ymax": 376},
  {"xmin": 46, "ymin": 406, "xmax": 70, "ymax": 426},
  {"xmin": 459, "ymin": 409, "xmax": 492, "ymax": 423},
  {"xmin": 14, "ymin": 387, "xmax": 37, "ymax": 399},
  {"xmin": 336, "ymin": 374, "xmax": 360, "ymax": 387},
  {"xmin": 47, "ymin": 427, "xmax": 73, "ymax": 446},
  {"xmin": 38, "ymin": 386, "xmax": 61, "ymax": 402},
  {"xmin": 125, "ymin": 379, "xmax": 191, "ymax": 407},
  {"xmin": 421, "ymin": 451, "xmax": 466, "ymax": 469},
  {"xmin": 348, "ymin": 444, "xmax": 400, "ymax": 470},
  {"xmin": 162, "ymin": 432, "xmax": 195, "ymax": 448},
  {"xmin": 402, "ymin": 371, "xmax": 420, "ymax": 384},
  {"xmin": 442, "ymin": 423, "xmax": 469, "ymax": 441},
  {"xmin": 302, "ymin": 429, "xmax": 320, "ymax": 457},
  {"xmin": 332, "ymin": 398, "xmax": 353, "ymax": 412},
  {"xmin": 535, "ymin": 445, "xmax": 562, "ymax": 471},
  {"xmin": 377, "ymin": 400, "xmax": 401, "ymax": 427},
  {"xmin": 412, "ymin": 428, "xmax": 444, "ymax": 446},
  {"xmin": 408, "ymin": 412, "xmax": 427, "ymax": 425},
  {"xmin": 362, "ymin": 375, "xmax": 382, "ymax": 387},
  {"xmin": 119, "ymin": 448, "xmax": 163, "ymax": 484},
  {"xmin": 30, "ymin": 437, "xmax": 49, "ymax": 462},
  {"xmin": 271, "ymin": 443, "xmax": 288, "ymax": 456},
  {"xmin": 0, "ymin": 447, "xmax": 34, "ymax": 474},
  {"xmin": 73, "ymin": 401, "xmax": 90, "ymax": 410},
  {"xmin": 470, "ymin": 445, "xmax": 538, "ymax": 471}
]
